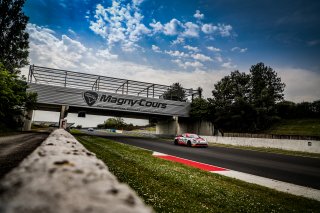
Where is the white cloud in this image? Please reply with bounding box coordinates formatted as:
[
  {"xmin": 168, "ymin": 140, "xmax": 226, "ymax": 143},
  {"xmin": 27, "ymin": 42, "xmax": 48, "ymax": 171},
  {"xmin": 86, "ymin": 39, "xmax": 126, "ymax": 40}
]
[
  {"xmin": 221, "ymin": 61, "xmax": 236, "ymax": 69},
  {"xmin": 194, "ymin": 10, "xmax": 204, "ymax": 20},
  {"xmin": 217, "ymin": 24, "xmax": 233, "ymax": 37},
  {"xmin": 89, "ymin": 1, "xmax": 151, "ymax": 52},
  {"xmin": 191, "ymin": 53, "xmax": 213, "ymax": 62},
  {"xmin": 165, "ymin": 50, "xmax": 189, "ymax": 58},
  {"xmin": 207, "ymin": 46, "xmax": 221, "ymax": 52},
  {"xmin": 201, "ymin": 24, "xmax": 217, "ymax": 34},
  {"xmin": 182, "ymin": 22, "xmax": 199, "ymax": 38},
  {"xmin": 151, "ymin": 45, "xmax": 161, "ymax": 53},
  {"xmin": 96, "ymin": 49, "xmax": 118, "ymax": 59},
  {"xmin": 68, "ymin": 29, "xmax": 77, "ymax": 36},
  {"xmin": 163, "ymin": 19, "xmax": 183, "ymax": 35},
  {"xmin": 185, "ymin": 61, "xmax": 204, "ymax": 69},
  {"xmin": 149, "ymin": 12, "xmax": 232, "ymax": 40},
  {"xmin": 172, "ymin": 59, "xmax": 204, "ymax": 69},
  {"xmin": 27, "ymin": 24, "xmax": 91, "ymax": 69},
  {"xmin": 231, "ymin": 47, "xmax": 248, "ymax": 53},
  {"xmin": 171, "ymin": 37, "xmax": 185, "ymax": 45},
  {"xmin": 215, "ymin": 55, "xmax": 223, "ymax": 62},
  {"xmin": 132, "ymin": 0, "xmax": 144, "ymax": 6},
  {"xmin": 201, "ymin": 23, "xmax": 233, "ymax": 37},
  {"xmin": 183, "ymin": 45, "xmax": 199, "ymax": 52},
  {"xmin": 149, "ymin": 20, "xmax": 163, "ymax": 33}
]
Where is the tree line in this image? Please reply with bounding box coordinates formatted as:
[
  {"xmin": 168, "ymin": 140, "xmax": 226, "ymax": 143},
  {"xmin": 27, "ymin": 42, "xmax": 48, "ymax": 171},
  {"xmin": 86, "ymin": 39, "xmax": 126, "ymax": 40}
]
[
  {"xmin": 96, "ymin": 117, "xmax": 154, "ymax": 131},
  {"xmin": 189, "ymin": 63, "xmax": 320, "ymax": 133}
]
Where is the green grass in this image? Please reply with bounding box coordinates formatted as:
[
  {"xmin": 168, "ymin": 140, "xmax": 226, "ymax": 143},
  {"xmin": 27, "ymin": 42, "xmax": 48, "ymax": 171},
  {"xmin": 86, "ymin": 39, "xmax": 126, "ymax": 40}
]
[
  {"xmin": 75, "ymin": 135, "xmax": 320, "ymax": 213},
  {"xmin": 69, "ymin": 129, "xmax": 84, "ymax": 134},
  {"xmin": 264, "ymin": 119, "xmax": 320, "ymax": 137}
]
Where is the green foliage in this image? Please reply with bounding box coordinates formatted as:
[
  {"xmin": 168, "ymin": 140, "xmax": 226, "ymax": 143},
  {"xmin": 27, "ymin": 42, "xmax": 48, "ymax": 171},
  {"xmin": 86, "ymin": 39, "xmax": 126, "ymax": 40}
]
[
  {"xmin": 191, "ymin": 63, "xmax": 286, "ymax": 132},
  {"xmin": 249, "ymin": 63, "xmax": 285, "ymax": 109},
  {"xmin": 77, "ymin": 135, "xmax": 320, "ymax": 212},
  {"xmin": 0, "ymin": 64, "xmax": 37, "ymax": 129},
  {"xmin": 162, "ymin": 82, "xmax": 186, "ymax": 101},
  {"xmin": 0, "ymin": 0, "xmax": 29, "ymax": 73},
  {"xmin": 275, "ymin": 100, "xmax": 320, "ymax": 119},
  {"xmin": 189, "ymin": 97, "xmax": 211, "ymax": 119},
  {"xmin": 103, "ymin": 117, "xmax": 125, "ymax": 129},
  {"xmin": 211, "ymin": 70, "xmax": 250, "ymax": 107},
  {"xmin": 97, "ymin": 117, "xmax": 135, "ymax": 130}
]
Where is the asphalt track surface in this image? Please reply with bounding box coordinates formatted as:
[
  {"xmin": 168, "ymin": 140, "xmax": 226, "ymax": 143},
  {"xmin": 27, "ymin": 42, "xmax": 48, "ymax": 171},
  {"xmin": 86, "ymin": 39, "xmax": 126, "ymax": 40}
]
[
  {"xmin": 0, "ymin": 132, "xmax": 49, "ymax": 179},
  {"xmin": 87, "ymin": 131, "xmax": 320, "ymax": 189}
]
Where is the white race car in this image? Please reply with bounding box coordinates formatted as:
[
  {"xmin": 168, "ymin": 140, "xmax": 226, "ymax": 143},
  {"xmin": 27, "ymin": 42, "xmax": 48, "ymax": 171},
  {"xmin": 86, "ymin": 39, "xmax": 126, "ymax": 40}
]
[{"xmin": 174, "ymin": 133, "xmax": 208, "ymax": 147}]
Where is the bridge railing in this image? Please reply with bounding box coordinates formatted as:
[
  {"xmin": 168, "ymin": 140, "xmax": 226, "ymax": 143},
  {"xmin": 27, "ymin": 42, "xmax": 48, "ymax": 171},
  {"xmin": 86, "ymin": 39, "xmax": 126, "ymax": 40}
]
[{"xmin": 28, "ymin": 65, "xmax": 199, "ymax": 101}]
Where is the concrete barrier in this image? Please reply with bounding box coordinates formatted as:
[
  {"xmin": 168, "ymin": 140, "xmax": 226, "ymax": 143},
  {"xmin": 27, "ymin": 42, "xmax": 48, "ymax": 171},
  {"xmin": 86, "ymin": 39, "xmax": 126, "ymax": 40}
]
[
  {"xmin": 202, "ymin": 136, "xmax": 320, "ymax": 153},
  {"xmin": 0, "ymin": 129, "xmax": 152, "ymax": 213}
]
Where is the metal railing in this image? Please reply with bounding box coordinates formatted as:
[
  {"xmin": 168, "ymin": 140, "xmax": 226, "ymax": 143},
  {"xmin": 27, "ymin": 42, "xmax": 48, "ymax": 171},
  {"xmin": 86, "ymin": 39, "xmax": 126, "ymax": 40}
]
[{"xmin": 28, "ymin": 65, "xmax": 199, "ymax": 101}]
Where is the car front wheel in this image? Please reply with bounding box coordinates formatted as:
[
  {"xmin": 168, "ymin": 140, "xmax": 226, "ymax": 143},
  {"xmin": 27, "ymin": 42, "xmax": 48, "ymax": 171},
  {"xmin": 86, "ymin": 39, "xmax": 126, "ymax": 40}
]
[
  {"xmin": 174, "ymin": 139, "xmax": 178, "ymax": 145},
  {"xmin": 187, "ymin": 141, "xmax": 191, "ymax": 147}
]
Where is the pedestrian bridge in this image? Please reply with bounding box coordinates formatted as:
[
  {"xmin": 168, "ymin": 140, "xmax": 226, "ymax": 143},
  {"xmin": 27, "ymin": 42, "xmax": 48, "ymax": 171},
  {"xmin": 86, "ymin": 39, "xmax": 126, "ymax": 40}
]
[{"xmin": 25, "ymin": 65, "xmax": 214, "ymax": 135}]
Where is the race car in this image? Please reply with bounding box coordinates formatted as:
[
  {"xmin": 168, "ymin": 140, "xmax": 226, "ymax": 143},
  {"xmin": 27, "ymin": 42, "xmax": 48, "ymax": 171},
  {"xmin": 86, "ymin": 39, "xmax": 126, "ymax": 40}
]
[{"xmin": 174, "ymin": 133, "xmax": 208, "ymax": 147}]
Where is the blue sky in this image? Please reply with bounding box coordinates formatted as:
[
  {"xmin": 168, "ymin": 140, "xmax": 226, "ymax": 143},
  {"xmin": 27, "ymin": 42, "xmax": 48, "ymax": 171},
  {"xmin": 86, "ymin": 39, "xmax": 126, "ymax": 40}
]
[{"xmin": 23, "ymin": 0, "xmax": 320, "ymax": 103}]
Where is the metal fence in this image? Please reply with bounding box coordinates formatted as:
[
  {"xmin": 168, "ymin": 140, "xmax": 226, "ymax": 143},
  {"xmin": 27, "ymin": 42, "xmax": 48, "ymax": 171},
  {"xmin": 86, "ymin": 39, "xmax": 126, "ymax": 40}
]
[{"xmin": 28, "ymin": 65, "xmax": 199, "ymax": 101}]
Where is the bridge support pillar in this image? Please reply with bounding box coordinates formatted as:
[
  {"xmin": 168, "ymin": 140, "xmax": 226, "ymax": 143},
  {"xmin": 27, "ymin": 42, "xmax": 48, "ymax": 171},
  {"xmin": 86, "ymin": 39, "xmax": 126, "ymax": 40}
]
[
  {"xmin": 156, "ymin": 118, "xmax": 215, "ymax": 136},
  {"xmin": 23, "ymin": 110, "xmax": 33, "ymax": 131},
  {"xmin": 59, "ymin": 105, "xmax": 69, "ymax": 129},
  {"xmin": 156, "ymin": 117, "xmax": 177, "ymax": 135}
]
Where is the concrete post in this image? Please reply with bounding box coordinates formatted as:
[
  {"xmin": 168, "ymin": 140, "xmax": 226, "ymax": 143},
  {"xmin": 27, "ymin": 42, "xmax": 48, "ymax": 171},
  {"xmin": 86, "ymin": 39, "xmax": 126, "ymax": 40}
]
[
  {"xmin": 23, "ymin": 110, "xmax": 33, "ymax": 131},
  {"xmin": 173, "ymin": 116, "xmax": 178, "ymax": 135},
  {"xmin": 59, "ymin": 105, "xmax": 68, "ymax": 128}
]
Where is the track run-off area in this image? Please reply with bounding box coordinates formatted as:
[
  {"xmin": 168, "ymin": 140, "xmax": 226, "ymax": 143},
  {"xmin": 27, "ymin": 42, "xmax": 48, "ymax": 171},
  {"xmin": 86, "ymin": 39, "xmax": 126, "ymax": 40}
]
[{"xmin": 84, "ymin": 130, "xmax": 320, "ymax": 200}]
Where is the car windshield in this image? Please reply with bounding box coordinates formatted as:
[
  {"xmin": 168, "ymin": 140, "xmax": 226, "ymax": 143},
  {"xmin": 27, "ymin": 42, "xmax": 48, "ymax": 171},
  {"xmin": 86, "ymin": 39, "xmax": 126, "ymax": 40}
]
[{"xmin": 188, "ymin": 134, "xmax": 199, "ymax": 138}]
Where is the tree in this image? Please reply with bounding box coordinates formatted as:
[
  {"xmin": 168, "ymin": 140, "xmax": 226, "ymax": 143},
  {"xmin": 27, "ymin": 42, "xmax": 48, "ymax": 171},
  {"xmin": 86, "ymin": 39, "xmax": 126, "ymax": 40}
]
[
  {"xmin": 0, "ymin": 0, "xmax": 29, "ymax": 73},
  {"xmin": 275, "ymin": 101, "xmax": 296, "ymax": 119},
  {"xmin": 249, "ymin": 62, "xmax": 285, "ymax": 109},
  {"xmin": 0, "ymin": 63, "xmax": 37, "ymax": 129},
  {"xmin": 103, "ymin": 117, "xmax": 125, "ymax": 129},
  {"xmin": 211, "ymin": 70, "xmax": 250, "ymax": 107},
  {"xmin": 208, "ymin": 64, "xmax": 285, "ymax": 132},
  {"xmin": 190, "ymin": 97, "xmax": 210, "ymax": 120},
  {"xmin": 162, "ymin": 82, "xmax": 186, "ymax": 101}
]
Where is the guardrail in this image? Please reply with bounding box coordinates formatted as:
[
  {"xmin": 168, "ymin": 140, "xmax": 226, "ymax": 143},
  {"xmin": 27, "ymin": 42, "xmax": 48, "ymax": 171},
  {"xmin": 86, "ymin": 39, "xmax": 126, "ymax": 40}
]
[{"xmin": 0, "ymin": 129, "xmax": 152, "ymax": 212}]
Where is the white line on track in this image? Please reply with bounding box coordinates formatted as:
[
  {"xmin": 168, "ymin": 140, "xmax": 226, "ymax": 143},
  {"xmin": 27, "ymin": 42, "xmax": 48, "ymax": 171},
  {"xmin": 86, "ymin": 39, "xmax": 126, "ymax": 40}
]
[{"xmin": 212, "ymin": 170, "xmax": 320, "ymax": 201}]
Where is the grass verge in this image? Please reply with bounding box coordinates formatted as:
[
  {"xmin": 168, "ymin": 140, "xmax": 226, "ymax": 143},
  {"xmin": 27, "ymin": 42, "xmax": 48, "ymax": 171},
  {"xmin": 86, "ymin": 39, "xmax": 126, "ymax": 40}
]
[
  {"xmin": 75, "ymin": 135, "xmax": 320, "ymax": 212},
  {"xmin": 264, "ymin": 118, "xmax": 320, "ymax": 137}
]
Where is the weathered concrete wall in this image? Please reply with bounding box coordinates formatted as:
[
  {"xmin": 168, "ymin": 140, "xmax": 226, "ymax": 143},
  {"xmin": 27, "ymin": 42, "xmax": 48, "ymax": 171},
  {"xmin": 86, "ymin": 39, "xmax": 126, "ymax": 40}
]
[
  {"xmin": 0, "ymin": 129, "xmax": 152, "ymax": 213},
  {"xmin": 202, "ymin": 136, "xmax": 320, "ymax": 153},
  {"xmin": 156, "ymin": 118, "xmax": 177, "ymax": 135},
  {"xmin": 156, "ymin": 118, "xmax": 214, "ymax": 136},
  {"xmin": 188, "ymin": 120, "xmax": 214, "ymax": 136}
]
